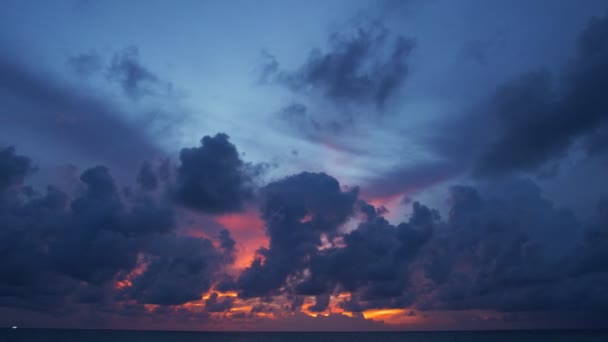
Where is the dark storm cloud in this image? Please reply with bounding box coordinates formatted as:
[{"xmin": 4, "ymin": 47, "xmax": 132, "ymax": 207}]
[
  {"xmin": 236, "ymin": 171, "xmax": 438, "ymax": 311},
  {"xmin": 264, "ymin": 23, "xmax": 413, "ymax": 109},
  {"xmin": 414, "ymin": 178, "xmax": 608, "ymax": 313},
  {"xmin": 136, "ymin": 161, "xmax": 159, "ymax": 191},
  {"xmin": 107, "ymin": 46, "xmax": 160, "ymax": 100},
  {"xmin": 4, "ymin": 140, "xmax": 608, "ymax": 321},
  {"xmin": 0, "ymin": 184, "xmax": 71, "ymax": 311},
  {"xmin": 0, "ymin": 54, "xmax": 160, "ymax": 170},
  {"xmin": 0, "ymin": 146, "xmax": 34, "ymax": 192},
  {"xmin": 125, "ymin": 236, "xmax": 225, "ymax": 305},
  {"xmin": 300, "ymin": 202, "xmax": 436, "ymax": 311},
  {"xmin": 231, "ymin": 166, "xmax": 608, "ymax": 316},
  {"xmin": 237, "ymin": 172, "xmax": 358, "ymax": 298},
  {"xmin": 474, "ymin": 14, "xmax": 608, "ymax": 177},
  {"xmin": 46, "ymin": 165, "xmax": 174, "ymax": 284},
  {"xmin": 218, "ymin": 228, "xmax": 237, "ymax": 264},
  {"xmin": 0, "ymin": 147, "xmax": 234, "ymax": 312},
  {"xmin": 214, "ymin": 274, "xmax": 238, "ymax": 292},
  {"xmin": 174, "ymin": 133, "xmax": 255, "ymax": 214},
  {"xmin": 566, "ymin": 198, "xmax": 608, "ymax": 276}
]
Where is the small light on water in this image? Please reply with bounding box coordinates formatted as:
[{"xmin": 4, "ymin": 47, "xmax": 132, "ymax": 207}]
[{"xmin": 12, "ymin": 326, "xmax": 17, "ymax": 329}]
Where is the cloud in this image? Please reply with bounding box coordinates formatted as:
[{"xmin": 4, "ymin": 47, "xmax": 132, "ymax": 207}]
[
  {"xmin": 301, "ymin": 202, "xmax": 436, "ymax": 310},
  {"xmin": 107, "ymin": 46, "xmax": 160, "ymax": 100},
  {"xmin": 232, "ymin": 167, "xmax": 608, "ymax": 316},
  {"xmin": 0, "ymin": 147, "xmax": 232, "ymax": 312},
  {"xmin": 277, "ymin": 102, "xmax": 350, "ymax": 139},
  {"xmin": 136, "ymin": 161, "xmax": 159, "ymax": 191},
  {"xmin": 262, "ymin": 23, "xmax": 414, "ymax": 140},
  {"xmin": 124, "ymin": 236, "xmax": 225, "ymax": 305},
  {"xmin": 218, "ymin": 228, "xmax": 237, "ymax": 264},
  {"xmin": 308, "ymin": 293, "xmax": 330, "ymax": 312},
  {"xmin": 474, "ymin": 14, "xmax": 608, "ymax": 177},
  {"xmin": 204, "ymin": 292, "xmax": 235, "ymax": 312},
  {"xmin": 237, "ymin": 172, "xmax": 358, "ymax": 298},
  {"xmin": 0, "ymin": 53, "xmax": 161, "ymax": 170},
  {"xmin": 265, "ymin": 24, "xmax": 413, "ymax": 109},
  {"xmin": 2, "ymin": 141, "xmax": 608, "ymax": 325},
  {"xmin": 236, "ymin": 171, "xmax": 438, "ymax": 312},
  {"xmin": 173, "ymin": 133, "xmax": 255, "ymax": 214},
  {"xmin": 49, "ymin": 165, "xmax": 174, "ymax": 285},
  {"xmin": 414, "ymin": 177, "xmax": 608, "ymax": 313},
  {"xmin": 0, "ymin": 146, "xmax": 34, "ymax": 192}
]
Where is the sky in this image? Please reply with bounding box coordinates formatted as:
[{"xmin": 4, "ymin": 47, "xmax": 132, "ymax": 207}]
[{"xmin": 1, "ymin": 0, "xmax": 608, "ymax": 331}]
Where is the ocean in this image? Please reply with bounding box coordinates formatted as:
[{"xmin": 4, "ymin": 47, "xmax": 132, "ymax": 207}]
[{"xmin": 1, "ymin": 330, "xmax": 608, "ymax": 342}]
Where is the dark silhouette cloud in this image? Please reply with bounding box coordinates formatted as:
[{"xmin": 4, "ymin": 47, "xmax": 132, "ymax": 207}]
[
  {"xmin": 308, "ymin": 293, "xmax": 330, "ymax": 312},
  {"xmin": 263, "ymin": 23, "xmax": 413, "ymax": 109},
  {"xmin": 214, "ymin": 274, "xmax": 238, "ymax": 293},
  {"xmin": 301, "ymin": 202, "xmax": 436, "ymax": 310},
  {"xmin": 415, "ymin": 178, "xmax": 608, "ymax": 313},
  {"xmin": 49, "ymin": 165, "xmax": 174, "ymax": 284},
  {"xmin": 218, "ymin": 228, "xmax": 237, "ymax": 264},
  {"xmin": 136, "ymin": 161, "xmax": 159, "ymax": 191},
  {"xmin": 230, "ymin": 169, "xmax": 608, "ymax": 315},
  {"xmin": 174, "ymin": 133, "xmax": 255, "ymax": 214},
  {"xmin": 0, "ymin": 146, "xmax": 34, "ymax": 192},
  {"xmin": 3, "ymin": 143, "xmax": 608, "ymax": 323},
  {"xmin": 0, "ymin": 147, "xmax": 232, "ymax": 312},
  {"xmin": 125, "ymin": 236, "xmax": 225, "ymax": 305},
  {"xmin": 475, "ymin": 14, "xmax": 608, "ymax": 177},
  {"xmin": 237, "ymin": 172, "xmax": 358, "ymax": 298},
  {"xmin": 236, "ymin": 171, "xmax": 437, "ymax": 311}
]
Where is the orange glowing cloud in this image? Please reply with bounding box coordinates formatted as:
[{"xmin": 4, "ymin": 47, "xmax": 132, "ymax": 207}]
[
  {"xmin": 114, "ymin": 254, "xmax": 148, "ymax": 290},
  {"xmin": 215, "ymin": 211, "xmax": 269, "ymax": 270},
  {"xmin": 295, "ymin": 292, "xmax": 424, "ymax": 327}
]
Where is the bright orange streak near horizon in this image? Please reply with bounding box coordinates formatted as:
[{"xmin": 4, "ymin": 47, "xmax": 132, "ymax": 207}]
[
  {"xmin": 297, "ymin": 293, "xmax": 417, "ymax": 325},
  {"xmin": 362, "ymin": 308, "xmax": 406, "ymax": 320},
  {"xmin": 155, "ymin": 289, "xmax": 424, "ymax": 328},
  {"xmin": 362, "ymin": 308, "xmax": 421, "ymax": 325},
  {"xmin": 201, "ymin": 291, "xmax": 238, "ymax": 300}
]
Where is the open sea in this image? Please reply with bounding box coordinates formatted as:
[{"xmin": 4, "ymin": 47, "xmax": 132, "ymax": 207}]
[{"xmin": 1, "ymin": 330, "xmax": 608, "ymax": 342}]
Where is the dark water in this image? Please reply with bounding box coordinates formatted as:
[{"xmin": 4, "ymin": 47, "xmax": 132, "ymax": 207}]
[{"xmin": 1, "ymin": 329, "xmax": 608, "ymax": 342}]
